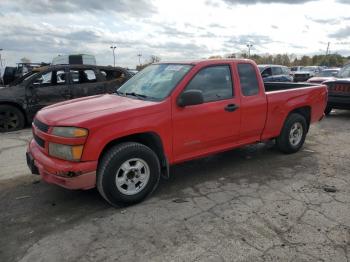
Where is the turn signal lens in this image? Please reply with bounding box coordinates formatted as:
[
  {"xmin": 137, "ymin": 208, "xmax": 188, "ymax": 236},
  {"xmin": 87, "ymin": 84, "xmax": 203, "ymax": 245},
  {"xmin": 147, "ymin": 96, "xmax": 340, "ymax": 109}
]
[
  {"xmin": 49, "ymin": 143, "xmax": 84, "ymax": 161},
  {"xmin": 72, "ymin": 145, "xmax": 84, "ymax": 160}
]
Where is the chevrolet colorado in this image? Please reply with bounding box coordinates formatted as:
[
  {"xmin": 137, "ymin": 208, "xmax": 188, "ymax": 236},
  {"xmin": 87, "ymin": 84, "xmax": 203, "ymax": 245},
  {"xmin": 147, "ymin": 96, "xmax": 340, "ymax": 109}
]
[{"xmin": 27, "ymin": 59, "xmax": 327, "ymax": 206}]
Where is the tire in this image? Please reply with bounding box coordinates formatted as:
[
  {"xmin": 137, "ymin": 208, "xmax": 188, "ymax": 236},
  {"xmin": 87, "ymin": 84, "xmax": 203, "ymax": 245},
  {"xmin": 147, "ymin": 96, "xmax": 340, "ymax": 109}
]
[
  {"xmin": 0, "ymin": 105, "xmax": 25, "ymax": 132},
  {"xmin": 276, "ymin": 113, "xmax": 307, "ymax": 154},
  {"xmin": 97, "ymin": 142, "xmax": 161, "ymax": 207},
  {"xmin": 324, "ymin": 106, "xmax": 332, "ymax": 116}
]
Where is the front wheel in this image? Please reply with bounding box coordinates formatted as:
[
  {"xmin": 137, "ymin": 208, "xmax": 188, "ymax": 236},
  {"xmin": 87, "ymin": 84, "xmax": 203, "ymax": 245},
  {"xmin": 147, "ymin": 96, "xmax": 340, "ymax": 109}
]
[
  {"xmin": 97, "ymin": 142, "xmax": 161, "ymax": 207},
  {"xmin": 0, "ymin": 105, "xmax": 25, "ymax": 132},
  {"xmin": 276, "ymin": 113, "xmax": 307, "ymax": 154}
]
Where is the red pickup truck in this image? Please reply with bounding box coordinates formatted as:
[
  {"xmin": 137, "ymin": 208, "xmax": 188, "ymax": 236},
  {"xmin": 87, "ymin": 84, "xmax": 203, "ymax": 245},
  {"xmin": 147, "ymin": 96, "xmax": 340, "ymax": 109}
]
[{"xmin": 26, "ymin": 59, "xmax": 327, "ymax": 206}]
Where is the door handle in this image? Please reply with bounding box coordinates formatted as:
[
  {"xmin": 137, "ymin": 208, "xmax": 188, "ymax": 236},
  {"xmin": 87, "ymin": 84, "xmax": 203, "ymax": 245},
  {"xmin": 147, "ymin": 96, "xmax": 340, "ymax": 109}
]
[{"xmin": 224, "ymin": 104, "xmax": 239, "ymax": 112}]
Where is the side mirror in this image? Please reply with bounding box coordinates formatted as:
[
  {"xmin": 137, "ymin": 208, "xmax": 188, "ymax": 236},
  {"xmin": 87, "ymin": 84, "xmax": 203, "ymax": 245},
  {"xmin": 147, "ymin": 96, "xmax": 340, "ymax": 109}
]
[{"xmin": 177, "ymin": 90, "xmax": 204, "ymax": 107}]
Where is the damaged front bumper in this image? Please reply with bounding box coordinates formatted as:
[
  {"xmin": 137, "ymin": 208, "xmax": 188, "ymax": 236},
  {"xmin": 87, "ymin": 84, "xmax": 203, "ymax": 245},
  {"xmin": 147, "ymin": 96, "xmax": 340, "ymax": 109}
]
[{"xmin": 27, "ymin": 139, "xmax": 97, "ymax": 190}]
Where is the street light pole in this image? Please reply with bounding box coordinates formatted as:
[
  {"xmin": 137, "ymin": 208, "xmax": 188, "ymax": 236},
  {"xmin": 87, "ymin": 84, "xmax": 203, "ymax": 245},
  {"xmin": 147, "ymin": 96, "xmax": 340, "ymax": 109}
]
[
  {"xmin": 110, "ymin": 45, "xmax": 116, "ymax": 67},
  {"xmin": 0, "ymin": 49, "xmax": 3, "ymax": 84},
  {"xmin": 137, "ymin": 53, "xmax": 142, "ymax": 66},
  {"xmin": 246, "ymin": 43, "xmax": 253, "ymax": 58}
]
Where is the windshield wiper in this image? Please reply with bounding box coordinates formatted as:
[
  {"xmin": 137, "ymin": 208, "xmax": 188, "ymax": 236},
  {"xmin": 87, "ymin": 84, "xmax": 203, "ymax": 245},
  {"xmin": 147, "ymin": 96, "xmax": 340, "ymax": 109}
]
[
  {"xmin": 116, "ymin": 91, "xmax": 156, "ymax": 100},
  {"xmin": 115, "ymin": 90, "xmax": 125, "ymax": 96},
  {"xmin": 125, "ymin": 92, "xmax": 149, "ymax": 99}
]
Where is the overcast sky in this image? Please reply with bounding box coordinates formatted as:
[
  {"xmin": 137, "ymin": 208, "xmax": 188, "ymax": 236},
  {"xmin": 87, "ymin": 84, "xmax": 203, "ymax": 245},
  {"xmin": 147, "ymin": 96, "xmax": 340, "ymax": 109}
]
[{"xmin": 0, "ymin": 0, "xmax": 349, "ymax": 68}]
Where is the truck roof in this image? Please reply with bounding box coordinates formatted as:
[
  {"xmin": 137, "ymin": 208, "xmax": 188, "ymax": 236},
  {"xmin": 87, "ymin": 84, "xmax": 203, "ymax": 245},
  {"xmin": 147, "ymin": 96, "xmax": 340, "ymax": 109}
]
[
  {"xmin": 32, "ymin": 64, "xmax": 127, "ymax": 72},
  {"xmin": 155, "ymin": 59, "xmax": 254, "ymax": 66}
]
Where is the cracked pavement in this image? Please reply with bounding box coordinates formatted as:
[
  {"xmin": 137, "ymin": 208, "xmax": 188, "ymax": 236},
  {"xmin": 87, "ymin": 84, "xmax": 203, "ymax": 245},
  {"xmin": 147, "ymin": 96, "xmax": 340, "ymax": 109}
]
[{"xmin": 0, "ymin": 110, "xmax": 350, "ymax": 262}]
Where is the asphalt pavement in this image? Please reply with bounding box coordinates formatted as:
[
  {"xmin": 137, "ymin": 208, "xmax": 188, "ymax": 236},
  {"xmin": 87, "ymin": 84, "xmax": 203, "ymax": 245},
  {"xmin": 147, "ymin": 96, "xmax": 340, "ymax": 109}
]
[{"xmin": 1, "ymin": 110, "xmax": 350, "ymax": 262}]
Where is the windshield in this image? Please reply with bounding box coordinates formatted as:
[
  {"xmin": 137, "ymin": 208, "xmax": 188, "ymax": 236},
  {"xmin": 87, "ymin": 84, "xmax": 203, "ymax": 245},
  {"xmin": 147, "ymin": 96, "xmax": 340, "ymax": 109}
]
[
  {"xmin": 117, "ymin": 64, "xmax": 193, "ymax": 100},
  {"xmin": 9, "ymin": 71, "xmax": 39, "ymax": 86},
  {"xmin": 258, "ymin": 66, "xmax": 265, "ymax": 73},
  {"xmin": 316, "ymin": 70, "xmax": 339, "ymax": 77}
]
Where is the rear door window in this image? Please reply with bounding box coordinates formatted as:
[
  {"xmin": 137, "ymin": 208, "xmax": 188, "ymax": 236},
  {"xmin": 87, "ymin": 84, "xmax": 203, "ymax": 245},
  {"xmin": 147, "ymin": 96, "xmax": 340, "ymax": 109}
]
[
  {"xmin": 272, "ymin": 67, "xmax": 283, "ymax": 75},
  {"xmin": 237, "ymin": 64, "xmax": 260, "ymax": 96},
  {"xmin": 70, "ymin": 69, "xmax": 97, "ymax": 84}
]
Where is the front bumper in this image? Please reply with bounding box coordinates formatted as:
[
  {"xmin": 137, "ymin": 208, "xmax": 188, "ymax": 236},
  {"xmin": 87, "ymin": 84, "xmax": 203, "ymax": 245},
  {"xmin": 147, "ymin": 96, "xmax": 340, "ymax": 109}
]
[{"xmin": 27, "ymin": 139, "xmax": 97, "ymax": 190}]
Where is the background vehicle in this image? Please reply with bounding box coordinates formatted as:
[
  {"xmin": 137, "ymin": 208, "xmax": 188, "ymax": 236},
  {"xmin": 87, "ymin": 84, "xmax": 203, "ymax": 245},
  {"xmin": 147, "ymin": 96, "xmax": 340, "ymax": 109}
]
[
  {"xmin": 27, "ymin": 59, "xmax": 327, "ymax": 207},
  {"xmin": 323, "ymin": 63, "xmax": 350, "ymax": 115},
  {"xmin": 0, "ymin": 64, "xmax": 132, "ymax": 132},
  {"xmin": 258, "ymin": 64, "xmax": 293, "ymax": 82},
  {"xmin": 293, "ymin": 66, "xmax": 322, "ymax": 82},
  {"xmin": 290, "ymin": 66, "xmax": 303, "ymax": 76},
  {"xmin": 52, "ymin": 54, "xmax": 96, "ymax": 65},
  {"xmin": 307, "ymin": 68, "xmax": 340, "ymax": 84},
  {"xmin": 2, "ymin": 62, "xmax": 49, "ymax": 85}
]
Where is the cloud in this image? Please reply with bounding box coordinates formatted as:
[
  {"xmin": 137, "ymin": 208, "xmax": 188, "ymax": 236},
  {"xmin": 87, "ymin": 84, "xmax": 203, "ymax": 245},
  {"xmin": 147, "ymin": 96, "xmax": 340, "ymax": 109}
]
[
  {"xmin": 305, "ymin": 15, "xmax": 339, "ymax": 25},
  {"xmin": 227, "ymin": 34, "xmax": 272, "ymax": 46},
  {"xmin": 329, "ymin": 26, "xmax": 350, "ymax": 39},
  {"xmin": 2, "ymin": 0, "xmax": 156, "ymax": 17},
  {"xmin": 336, "ymin": 0, "xmax": 350, "ymax": 4},
  {"xmin": 221, "ymin": 0, "xmax": 315, "ymax": 4},
  {"xmin": 159, "ymin": 25, "xmax": 195, "ymax": 38},
  {"xmin": 208, "ymin": 23, "xmax": 227, "ymax": 29}
]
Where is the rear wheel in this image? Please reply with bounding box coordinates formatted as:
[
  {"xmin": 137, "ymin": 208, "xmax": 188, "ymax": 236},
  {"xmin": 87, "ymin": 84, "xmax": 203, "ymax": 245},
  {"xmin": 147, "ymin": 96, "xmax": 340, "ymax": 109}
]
[
  {"xmin": 276, "ymin": 113, "xmax": 307, "ymax": 154},
  {"xmin": 324, "ymin": 106, "xmax": 332, "ymax": 116},
  {"xmin": 0, "ymin": 105, "xmax": 25, "ymax": 132},
  {"xmin": 97, "ymin": 142, "xmax": 161, "ymax": 207}
]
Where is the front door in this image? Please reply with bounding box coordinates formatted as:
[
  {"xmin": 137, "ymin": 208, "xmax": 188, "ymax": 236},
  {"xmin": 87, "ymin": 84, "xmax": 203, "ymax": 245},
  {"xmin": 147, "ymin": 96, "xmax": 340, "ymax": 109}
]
[
  {"xmin": 172, "ymin": 64, "xmax": 241, "ymax": 162},
  {"xmin": 27, "ymin": 69, "xmax": 70, "ymax": 114}
]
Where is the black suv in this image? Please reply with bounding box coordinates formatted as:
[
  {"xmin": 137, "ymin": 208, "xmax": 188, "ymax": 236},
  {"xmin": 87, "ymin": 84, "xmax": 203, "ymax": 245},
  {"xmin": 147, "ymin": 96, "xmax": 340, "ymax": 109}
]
[
  {"xmin": 0, "ymin": 64, "xmax": 132, "ymax": 132},
  {"xmin": 323, "ymin": 63, "xmax": 350, "ymax": 115}
]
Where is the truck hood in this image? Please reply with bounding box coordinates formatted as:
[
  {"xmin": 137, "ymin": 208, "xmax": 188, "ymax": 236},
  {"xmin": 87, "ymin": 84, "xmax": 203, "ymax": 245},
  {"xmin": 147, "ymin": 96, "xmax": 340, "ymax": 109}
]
[
  {"xmin": 294, "ymin": 71, "xmax": 313, "ymax": 75},
  {"xmin": 36, "ymin": 94, "xmax": 160, "ymax": 126}
]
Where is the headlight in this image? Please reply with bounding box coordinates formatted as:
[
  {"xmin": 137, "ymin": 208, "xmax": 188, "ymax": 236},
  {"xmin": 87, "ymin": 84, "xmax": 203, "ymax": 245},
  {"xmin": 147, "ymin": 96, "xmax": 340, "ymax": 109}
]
[
  {"xmin": 49, "ymin": 143, "xmax": 84, "ymax": 161},
  {"xmin": 51, "ymin": 127, "xmax": 88, "ymax": 138}
]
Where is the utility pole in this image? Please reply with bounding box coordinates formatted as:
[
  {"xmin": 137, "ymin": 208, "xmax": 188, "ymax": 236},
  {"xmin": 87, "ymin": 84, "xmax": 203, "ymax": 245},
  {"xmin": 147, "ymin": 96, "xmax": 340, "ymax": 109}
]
[
  {"xmin": 246, "ymin": 43, "xmax": 253, "ymax": 58},
  {"xmin": 0, "ymin": 49, "xmax": 3, "ymax": 84},
  {"xmin": 325, "ymin": 42, "xmax": 330, "ymax": 56},
  {"xmin": 137, "ymin": 53, "xmax": 142, "ymax": 66},
  {"xmin": 325, "ymin": 42, "xmax": 330, "ymax": 67},
  {"xmin": 110, "ymin": 45, "xmax": 116, "ymax": 67}
]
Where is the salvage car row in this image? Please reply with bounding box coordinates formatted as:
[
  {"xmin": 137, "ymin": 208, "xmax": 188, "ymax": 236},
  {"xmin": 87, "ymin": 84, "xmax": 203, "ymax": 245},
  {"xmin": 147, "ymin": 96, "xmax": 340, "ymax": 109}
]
[{"xmin": 1, "ymin": 60, "xmax": 349, "ymax": 132}]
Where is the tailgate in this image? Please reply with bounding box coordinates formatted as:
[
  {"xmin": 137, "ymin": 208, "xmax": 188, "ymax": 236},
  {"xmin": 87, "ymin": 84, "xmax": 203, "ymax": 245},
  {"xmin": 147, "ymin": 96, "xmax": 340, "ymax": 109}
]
[{"xmin": 327, "ymin": 82, "xmax": 350, "ymax": 97}]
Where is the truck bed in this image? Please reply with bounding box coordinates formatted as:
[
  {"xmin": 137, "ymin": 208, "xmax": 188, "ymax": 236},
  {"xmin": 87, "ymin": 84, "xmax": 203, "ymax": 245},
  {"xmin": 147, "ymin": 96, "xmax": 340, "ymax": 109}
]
[
  {"xmin": 261, "ymin": 82, "xmax": 327, "ymax": 140},
  {"xmin": 264, "ymin": 82, "xmax": 321, "ymax": 92}
]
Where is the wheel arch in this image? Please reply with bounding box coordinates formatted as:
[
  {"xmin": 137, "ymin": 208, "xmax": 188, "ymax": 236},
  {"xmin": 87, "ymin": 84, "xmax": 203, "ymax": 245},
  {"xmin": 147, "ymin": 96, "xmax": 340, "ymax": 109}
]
[
  {"xmin": 285, "ymin": 106, "xmax": 311, "ymax": 132},
  {"xmin": 0, "ymin": 101, "xmax": 28, "ymax": 125},
  {"xmin": 98, "ymin": 132, "xmax": 169, "ymax": 178}
]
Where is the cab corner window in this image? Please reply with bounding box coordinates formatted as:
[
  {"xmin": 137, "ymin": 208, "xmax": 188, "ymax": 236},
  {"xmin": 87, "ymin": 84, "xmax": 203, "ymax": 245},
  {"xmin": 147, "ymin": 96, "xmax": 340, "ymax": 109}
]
[
  {"xmin": 185, "ymin": 65, "xmax": 233, "ymax": 103},
  {"xmin": 237, "ymin": 63, "xmax": 259, "ymax": 96}
]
